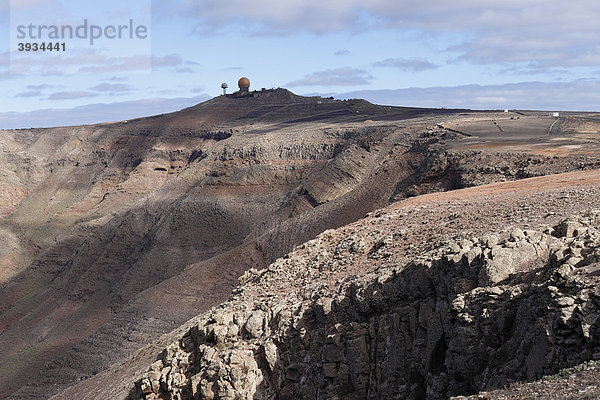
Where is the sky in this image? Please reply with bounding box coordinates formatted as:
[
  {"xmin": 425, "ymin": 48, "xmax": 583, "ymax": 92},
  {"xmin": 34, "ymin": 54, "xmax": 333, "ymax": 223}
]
[{"xmin": 1, "ymin": 0, "xmax": 599, "ymax": 129}]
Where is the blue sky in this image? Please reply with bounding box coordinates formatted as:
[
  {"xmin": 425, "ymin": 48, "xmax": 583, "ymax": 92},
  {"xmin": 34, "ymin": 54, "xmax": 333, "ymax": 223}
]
[{"xmin": 1, "ymin": 0, "xmax": 599, "ymax": 128}]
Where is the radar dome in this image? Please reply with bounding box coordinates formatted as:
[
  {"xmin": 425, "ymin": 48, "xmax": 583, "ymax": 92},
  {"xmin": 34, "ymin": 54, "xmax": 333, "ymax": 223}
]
[{"xmin": 238, "ymin": 77, "xmax": 250, "ymax": 89}]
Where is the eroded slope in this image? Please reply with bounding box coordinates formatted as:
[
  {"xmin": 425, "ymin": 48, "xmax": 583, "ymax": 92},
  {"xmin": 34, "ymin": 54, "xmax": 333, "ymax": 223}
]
[{"xmin": 124, "ymin": 171, "xmax": 600, "ymax": 400}]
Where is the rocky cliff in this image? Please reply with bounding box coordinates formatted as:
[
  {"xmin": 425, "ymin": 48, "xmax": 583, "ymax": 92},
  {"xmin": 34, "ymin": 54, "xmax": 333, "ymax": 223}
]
[{"xmin": 126, "ymin": 192, "xmax": 600, "ymax": 399}]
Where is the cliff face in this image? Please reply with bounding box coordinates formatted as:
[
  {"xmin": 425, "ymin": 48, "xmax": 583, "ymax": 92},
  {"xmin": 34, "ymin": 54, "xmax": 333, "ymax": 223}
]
[{"xmin": 128, "ymin": 202, "xmax": 600, "ymax": 400}]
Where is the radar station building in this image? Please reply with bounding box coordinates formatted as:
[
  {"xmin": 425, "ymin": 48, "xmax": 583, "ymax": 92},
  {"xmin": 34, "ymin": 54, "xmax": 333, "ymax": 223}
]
[
  {"xmin": 220, "ymin": 77, "xmax": 281, "ymax": 98},
  {"xmin": 238, "ymin": 77, "xmax": 250, "ymax": 94}
]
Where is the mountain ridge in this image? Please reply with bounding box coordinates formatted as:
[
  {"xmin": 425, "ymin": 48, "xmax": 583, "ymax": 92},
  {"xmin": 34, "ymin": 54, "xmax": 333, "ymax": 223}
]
[{"xmin": 0, "ymin": 91, "xmax": 599, "ymax": 398}]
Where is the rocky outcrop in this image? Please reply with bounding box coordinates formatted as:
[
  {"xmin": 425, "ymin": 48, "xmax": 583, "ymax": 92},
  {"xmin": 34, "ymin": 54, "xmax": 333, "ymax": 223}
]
[
  {"xmin": 129, "ymin": 211, "xmax": 600, "ymax": 399},
  {"xmin": 392, "ymin": 126, "xmax": 600, "ymax": 200}
]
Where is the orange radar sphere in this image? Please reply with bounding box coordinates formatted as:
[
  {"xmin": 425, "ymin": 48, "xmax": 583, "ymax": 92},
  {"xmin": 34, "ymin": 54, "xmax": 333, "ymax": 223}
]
[{"xmin": 238, "ymin": 77, "xmax": 250, "ymax": 89}]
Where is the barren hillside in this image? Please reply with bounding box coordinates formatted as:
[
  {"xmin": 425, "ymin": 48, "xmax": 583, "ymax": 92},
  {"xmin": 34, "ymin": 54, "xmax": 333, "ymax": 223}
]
[
  {"xmin": 1, "ymin": 90, "xmax": 599, "ymax": 399},
  {"xmin": 125, "ymin": 170, "xmax": 600, "ymax": 400}
]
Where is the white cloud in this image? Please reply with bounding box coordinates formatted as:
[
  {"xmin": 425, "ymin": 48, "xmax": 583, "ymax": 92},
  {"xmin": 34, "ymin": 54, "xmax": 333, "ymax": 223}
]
[
  {"xmin": 151, "ymin": 54, "xmax": 183, "ymax": 67},
  {"xmin": 76, "ymin": 55, "xmax": 151, "ymax": 73},
  {"xmin": 47, "ymin": 90, "xmax": 96, "ymax": 100},
  {"xmin": 90, "ymin": 82, "xmax": 134, "ymax": 93},
  {"xmin": 372, "ymin": 58, "xmax": 438, "ymax": 72},
  {"xmin": 8, "ymin": 51, "xmax": 143, "ymax": 75},
  {"xmin": 7, "ymin": 51, "xmax": 189, "ymax": 76},
  {"xmin": 106, "ymin": 76, "xmax": 129, "ymax": 82},
  {"xmin": 334, "ymin": 49, "xmax": 351, "ymax": 56},
  {"xmin": 287, "ymin": 67, "xmax": 372, "ymax": 87},
  {"xmin": 26, "ymin": 84, "xmax": 56, "ymax": 90},
  {"xmin": 155, "ymin": 0, "xmax": 365, "ymax": 33},
  {"xmin": 155, "ymin": 0, "xmax": 600, "ymax": 69}
]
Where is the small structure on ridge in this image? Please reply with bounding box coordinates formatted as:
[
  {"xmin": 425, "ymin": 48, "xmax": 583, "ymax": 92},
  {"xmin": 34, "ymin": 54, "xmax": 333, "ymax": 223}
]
[{"xmin": 238, "ymin": 77, "xmax": 250, "ymax": 94}]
